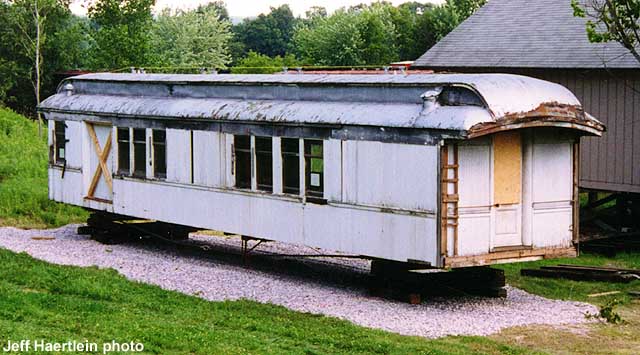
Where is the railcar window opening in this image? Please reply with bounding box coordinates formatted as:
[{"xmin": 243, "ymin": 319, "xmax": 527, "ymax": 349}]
[
  {"xmin": 54, "ymin": 121, "xmax": 67, "ymax": 165},
  {"xmin": 117, "ymin": 127, "xmax": 131, "ymax": 175},
  {"xmin": 153, "ymin": 129, "xmax": 167, "ymax": 180},
  {"xmin": 133, "ymin": 128, "xmax": 146, "ymax": 178},
  {"xmin": 439, "ymin": 86, "xmax": 485, "ymax": 107},
  {"xmin": 255, "ymin": 136, "xmax": 273, "ymax": 192},
  {"xmin": 304, "ymin": 139, "xmax": 324, "ymax": 200},
  {"xmin": 281, "ymin": 138, "xmax": 300, "ymax": 195},
  {"xmin": 234, "ymin": 135, "xmax": 251, "ymax": 189}
]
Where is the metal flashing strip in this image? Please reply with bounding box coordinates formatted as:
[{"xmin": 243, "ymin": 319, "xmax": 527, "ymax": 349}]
[{"xmin": 42, "ymin": 111, "xmax": 463, "ymax": 145}]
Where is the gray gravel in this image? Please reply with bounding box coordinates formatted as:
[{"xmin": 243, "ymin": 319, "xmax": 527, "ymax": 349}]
[{"xmin": 0, "ymin": 224, "xmax": 598, "ymax": 338}]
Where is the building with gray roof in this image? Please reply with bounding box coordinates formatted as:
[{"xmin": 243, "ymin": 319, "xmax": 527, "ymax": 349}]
[{"xmin": 414, "ymin": 0, "xmax": 640, "ymax": 197}]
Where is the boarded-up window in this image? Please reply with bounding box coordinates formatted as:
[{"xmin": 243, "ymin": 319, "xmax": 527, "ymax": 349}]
[
  {"xmin": 234, "ymin": 135, "xmax": 251, "ymax": 189},
  {"xmin": 153, "ymin": 129, "xmax": 166, "ymax": 179},
  {"xmin": 117, "ymin": 127, "xmax": 130, "ymax": 175},
  {"xmin": 133, "ymin": 128, "xmax": 146, "ymax": 177},
  {"xmin": 255, "ymin": 136, "xmax": 272, "ymax": 192},
  {"xmin": 305, "ymin": 140, "xmax": 324, "ymax": 198},
  {"xmin": 54, "ymin": 121, "xmax": 66, "ymax": 164},
  {"xmin": 493, "ymin": 131, "xmax": 522, "ymax": 205},
  {"xmin": 281, "ymin": 138, "xmax": 300, "ymax": 194}
]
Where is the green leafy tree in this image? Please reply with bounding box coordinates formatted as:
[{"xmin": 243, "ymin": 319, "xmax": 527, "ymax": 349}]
[
  {"xmin": 572, "ymin": 0, "xmax": 640, "ymax": 63},
  {"xmin": 87, "ymin": 0, "xmax": 155, "ymax": 70},
  {"xmin": 293, "ymin": 0, "xmax": 484, "ymax": 66},
  {"xmin": 293, "ymin": 9, "xmax": 366, "ymax": 66},
  {"xmin": 389, "ymin": 2, "xmax": 434, "ymax": 61},
  {"xmin": 413, "ymin": 0, "xmax": 485, "ymax": 56},
  {"xmin": 449, "ymin": 0, "xmax": 486, "ymax": 18},
  {"xmin": 0, "ymin": 0, "xmax": 79, "ymax": 117},
  {"xmin": 200, "ymin": 1, "xmax": 229, "ymax": 21},
  {"xmin": 293, "ymin": 3, "xmax": 399, "ymax": 66},
  {"xmin": 10, "ymin": 0, "xmax": 71, "ymax": 132},
  {"xmin": 305, "ymin": 6, "xmax": 327, "ymax": 21},
  {"xmin": 233, "ymin": 5, "xmax": 296, "ymax": 58},
  {"xmin": 50, "ymin": 15, "xmax": 94, "ymax": 70},
  {"xmin": 357, "ymin": 3, "xmax": 399, "ymax": 65},
  {"xmin": 0, "ymin": 1, "xmax": 24, "ymax": 106},
  {"xmin": 231, "ymin": 51, "xmax": 301, "ymax": 73},
  {"xmin": 152, "ymin": 5, "xmax": 232, "ymax": 69}
]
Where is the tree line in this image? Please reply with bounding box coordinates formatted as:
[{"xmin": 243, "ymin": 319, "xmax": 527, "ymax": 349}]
[{"xmin": 0, "ymin": 0, "xmax": 486, "ymax": 115}]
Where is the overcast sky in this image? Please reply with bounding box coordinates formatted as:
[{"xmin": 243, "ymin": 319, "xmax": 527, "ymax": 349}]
[{"xmin": 71, "ymin": 0, "xmax": 444, "ymax": 17}]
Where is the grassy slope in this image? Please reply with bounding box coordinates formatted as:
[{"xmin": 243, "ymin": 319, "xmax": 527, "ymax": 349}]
[
  {"xmin": 0, "ymin": 108, "xmax": 87, "ymax": 228},
  {"xmin": 492, "ymin": 253, "xmax": 640, "ymax": 355},
  {"xmin": 0, "ymin": 249, "xmax": 542, "ymax": 355}
]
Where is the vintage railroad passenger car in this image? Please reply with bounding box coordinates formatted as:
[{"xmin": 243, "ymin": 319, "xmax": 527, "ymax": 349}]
[{"xmin": 38, "ymin": 73, "xmax": 604, "ymax": 268}]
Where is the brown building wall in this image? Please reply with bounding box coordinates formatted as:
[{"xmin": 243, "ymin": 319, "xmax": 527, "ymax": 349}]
[{"xmin": 428, "ymin": 67, "xmax": 640, "ymax": 193}]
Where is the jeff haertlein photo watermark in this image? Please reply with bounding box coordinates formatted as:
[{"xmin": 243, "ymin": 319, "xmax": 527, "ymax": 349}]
[{"xmin": 2, "ymin": 339, "xmax": 144, "ymax": 354}]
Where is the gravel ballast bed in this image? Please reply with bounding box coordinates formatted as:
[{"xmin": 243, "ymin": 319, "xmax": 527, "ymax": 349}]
[{"xmin": 0, "ymin": 224, "xmax": 597, "ymax": 338}]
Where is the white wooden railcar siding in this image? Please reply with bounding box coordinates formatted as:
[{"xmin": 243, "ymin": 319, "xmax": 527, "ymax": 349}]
[
  {"xmin": 48, "ymin": 126, "xmax": 440, "ymax": 264},
  {"xmin": 41, "ymin": 73, "xmax": 604, "ymax": 268}
]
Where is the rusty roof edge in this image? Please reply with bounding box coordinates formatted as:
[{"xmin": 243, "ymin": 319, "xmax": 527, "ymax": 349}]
[{"xmin": 467, "ymin": 101, "xmax": 606, "ymax": 138}]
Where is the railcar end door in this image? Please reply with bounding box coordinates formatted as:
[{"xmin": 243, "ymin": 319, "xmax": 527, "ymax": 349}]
[{"xmin": 492, "ymin": 131, "xmax": 523, "ymax": 248}]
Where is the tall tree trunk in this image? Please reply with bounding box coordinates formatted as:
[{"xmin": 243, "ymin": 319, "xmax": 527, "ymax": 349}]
[{"xmin": 34, "ymin": 0, "xmax": 42, "ymax": 137}]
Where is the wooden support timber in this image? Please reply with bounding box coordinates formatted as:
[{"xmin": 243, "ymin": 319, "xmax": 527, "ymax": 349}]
[
  {"xmin": 82, "ymin": 211, "xmax": 198, "ymax": 244},
  {"xmin": 369, "ymin": 260, "xmax": 507, "ymax": 301},
  {"xmin": 521, "ymin": 264, "xmax": 640, "ymax": 283},
  {"xmin": 444, "ymin": 246, "xmax": 577, "ymax": 268}
]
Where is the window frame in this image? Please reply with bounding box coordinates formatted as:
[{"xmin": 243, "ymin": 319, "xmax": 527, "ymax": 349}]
[
  {"xmin": 304, "ymin": 139, "xmax": 325, "ymax": 202},
  {"xmin": 117, "ymin": 127, "xmax": 131, "ymax": 176},
  {"xmin": 281, "ymin": 137, "xmax": 301, "ymax": 196},
  {"xmin": 53, "ymin": 120, "xmax": 67, "ymax": 165},
  {"xmin": 152, "ymin": 129, "xmax": 167, "ymax": 180},
  {"xmin": 233, "ymin": 134, "xmax": 252, "ymax": 189},
  {"xmin": 255, "ymin": 136, "xmax": 273, "ymax": 192},
  {"xmin": 132, "ymin": 128, "xmax": 147, "ymax": 178}
]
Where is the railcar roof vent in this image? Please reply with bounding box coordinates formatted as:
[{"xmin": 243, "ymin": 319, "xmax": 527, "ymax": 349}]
[
  {"xmin": 420, "ymin": 86, "xmax": 443, "ymax": 113},
  {"xmin": 63, "ymin": 83, "xmax": 74, "ymax": 97}
]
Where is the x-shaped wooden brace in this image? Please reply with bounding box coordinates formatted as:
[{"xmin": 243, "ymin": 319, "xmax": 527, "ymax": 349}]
[{"xmin": 86, "ymin": 124, "xmax": 113, "ymax": 199}]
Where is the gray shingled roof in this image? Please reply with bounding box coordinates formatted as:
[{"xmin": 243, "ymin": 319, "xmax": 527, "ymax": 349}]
[{"xmin": 414, "ymin": 0, "xmax": 639, "ymax": 69}]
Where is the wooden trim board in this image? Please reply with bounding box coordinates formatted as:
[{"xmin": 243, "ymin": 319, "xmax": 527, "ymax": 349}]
[{"xmin": 444, "ymin": 246, "xmax": 577, "ymax": 268}]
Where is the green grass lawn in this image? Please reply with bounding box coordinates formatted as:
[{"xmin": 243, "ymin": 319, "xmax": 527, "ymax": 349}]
[
  {"xmin": 0, "ymin": 108, "xmax": 87, "ymax": 228},
  {"xmin": 0, "ymin": 249, "xmax": 544, "ymax": 355},
  {"xmin": 496, "ymin": 251, "xmax": 640, "ymax": 306}
]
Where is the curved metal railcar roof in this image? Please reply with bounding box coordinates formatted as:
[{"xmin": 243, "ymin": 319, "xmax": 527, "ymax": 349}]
[{"xmin": 38, "ymin": 73, "xmax": 604, "ymax": 138}]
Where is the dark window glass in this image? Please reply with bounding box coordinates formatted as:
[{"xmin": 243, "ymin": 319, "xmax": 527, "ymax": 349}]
[
  {"xmin": 255, "ymin": 136, "xmax": 273, "ymax": 192},
  {"xmin": 234, "ymin": 135, "xmax": 251, "ymax": 189},
  {"xmin": 153, "ymin": 130, "xmax": 166, "ymax": 179},
  {"xmin": 281, "ymin": 138, "xmax": 300, "ymax": 195},
  {"xmin": 133, "ymin": 128, "xmax": 146, "ymax": 177},
  {"xmin": 304, "ymin": 140, "xmax": 323, "ymax": 198},
  {"xmin": 54, "ymin": 121, "xmax": 66, "ymax": 164},
  {"xmin": 117, "ymin": 127, "xmax": 130, "ymax": 175}
]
